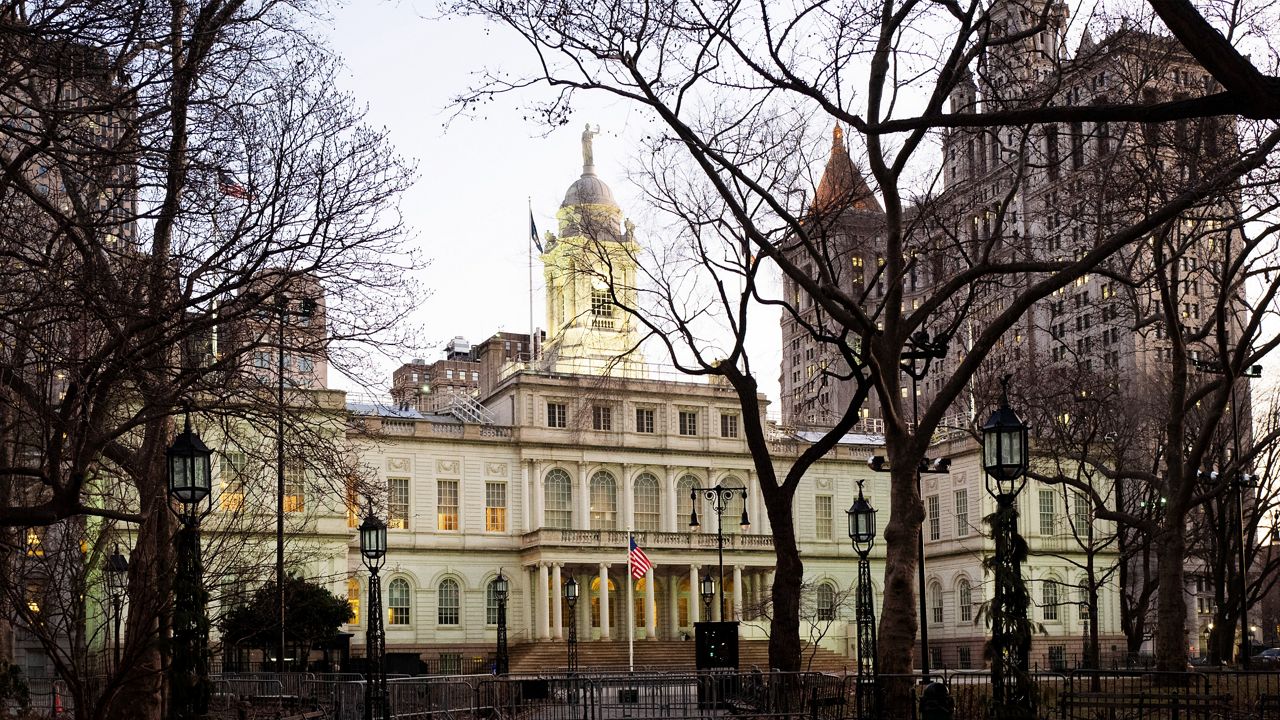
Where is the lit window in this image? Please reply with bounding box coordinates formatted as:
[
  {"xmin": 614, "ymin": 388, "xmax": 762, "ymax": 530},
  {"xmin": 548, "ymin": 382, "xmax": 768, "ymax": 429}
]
[
  {"xmin": 544, "ymin": 469, "xmax": 573, "ymax": 529},
  {"xmin": 219, "ymin": 452, "xmax": 247, "ymax": 511},
  {"xmin": 485, "ymin": 482, "xmax": 507, "ymax": 532},
  {"xmin": 437, "ymin": 480, "xmax": 459, "ymax": 531},
  {"xmin": 547, "ymin": 402, "xmax": 567, "ymax": 428},
  {"xmin": 347, "ymin": 578, "xmax": 360, "ymax": 625},
  {"xmin": 815, "ymin": 495, "xmax": 833, "ymax": 540},
  {"xmin": 590, "ymin": 471, "xmax": 618, "ymax": 530},
  {"xmin": 633, "ymin": 473, "xmax": 661, "ymax": 531},
  {"xmin": 284, "ymin": 465, "xmax": 305, "ymax": 513},
  {"xmin": 25, "ymin": 530, "xmax": 42, "ymax": 557},
  {"xmin": 388, "ymin": 578, "xmax": 411, "ymax": 625},
  {"xmin": 388, "ymin": 477, "xmax": 410, "ymax": 529},
  {"xmin": 437, "ymin": 578, "xmax": 460, "ymax": 625}
]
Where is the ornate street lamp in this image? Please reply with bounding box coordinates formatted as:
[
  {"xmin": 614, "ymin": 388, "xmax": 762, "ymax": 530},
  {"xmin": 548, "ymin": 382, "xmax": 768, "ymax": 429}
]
[
  {"xmin": 982, "ymin": 377, "xmax": 1032, "ymax": 720},
  {"xmin": 359, "ymin": 514, "xmax": 390, "ymax": 720},
  {"xmin": 563, "ymin": 577, "xmax": 580, "ymax": 673},
  {"xmin": 700, "ymin": 575, "xmax": 716, "ymax": 615},
  {"xmin": 847, "ymin": 480, "xmax": 880, "ymax": 720},
  {"xmin": 494, "ymin": 571, "xmax": 509, "ymax": 674},
  {"xmin": 689, "ymin": 485, "xmax": 749, "ymax": 619},
  {"xmin": 105, "ymin": 545, "xmax": 129, "ymax": 671},
  {"xmin": 166, "ymin": 410, "xmax": 213, "ymax": 720}
]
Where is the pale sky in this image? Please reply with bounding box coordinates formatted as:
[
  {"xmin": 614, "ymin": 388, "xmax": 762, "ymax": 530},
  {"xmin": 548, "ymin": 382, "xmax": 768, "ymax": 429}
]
[{"xmin": 324, "ymin": 2, "xmax": 785, "ymax": 402}]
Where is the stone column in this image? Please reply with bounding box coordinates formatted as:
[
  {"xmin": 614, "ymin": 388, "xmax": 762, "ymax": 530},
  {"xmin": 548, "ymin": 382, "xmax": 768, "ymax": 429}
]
[
  {"xmin": 663, "ymin": 468, "xmax": 677, "ymax": 532},
  {"xmin": 536, "ymin": 562, "xmax": 550, "ymax": 640},
  {"xmin": 732, "ymin": 565, "xmax": 744, "ymax": 621},
  {"xmin": 621, "ymin": 463, "xmax": 634, "ymax": 532},
  {"xmin": 551, "ymin": 563, "xmax": 563, "ymax": 640},
  {"xmin": 689, "ymin": 564, "xmax": 701, "ymax": 625},
  {"xmin": 645, "ymin": 565, "xmax": 658, "ymax": 639},
  {"xmin": 598, "ymin": 563, "xmax": 612, "ymax": 639},
  {"xmin": 578, "ymin": 465, "xmax": 591, "ymax": 530},
  {"xmin": 668, "ymin": 572, "xmax": 680, "ymax": 639}
]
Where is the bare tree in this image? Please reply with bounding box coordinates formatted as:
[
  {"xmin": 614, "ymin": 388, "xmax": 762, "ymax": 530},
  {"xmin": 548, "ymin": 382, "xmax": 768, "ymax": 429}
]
[{"xmin": 0, "ymin": 2, "xmax": 417, "ymax": 717}]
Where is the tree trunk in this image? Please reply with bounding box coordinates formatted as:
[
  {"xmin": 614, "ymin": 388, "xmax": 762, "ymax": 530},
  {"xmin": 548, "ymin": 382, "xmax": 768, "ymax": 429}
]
[
  {"xmin": 1154, "ymin": 526, "xmax": 1189, "ymax": 672},
  {"xmin": 877, "ymin": 459, "xmax": 923, "ymax": 711},
  {"xmin": 765, "ymin": 490, "xmax": 803, "ymax": 671}
]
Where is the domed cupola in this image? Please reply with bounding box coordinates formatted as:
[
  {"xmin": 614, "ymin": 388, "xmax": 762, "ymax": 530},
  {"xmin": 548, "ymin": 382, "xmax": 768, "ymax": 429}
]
[{"xmin": 557, "ymin": 124, "xmax": 624, "ymax": 242}]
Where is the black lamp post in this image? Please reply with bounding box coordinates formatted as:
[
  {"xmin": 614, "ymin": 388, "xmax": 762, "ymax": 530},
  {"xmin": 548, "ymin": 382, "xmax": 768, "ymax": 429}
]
[
  {"xmin": 105, "ymin": 545, "xmax": 129, "ymax": 672},
  {"xmin": 359, "ymin": 514, "xmax": 390, "ymax": 720},
  {"xmin": 166, "ymin": 410, "xmax": 213, "ymax": 720},
  {"xmin": 847, "ymin": 480, "xmax": 879, "ymax": 720},
  {"xmin": 900, "ymin": 329, "xmax": 949, "ymax": 678},
  {"xmin": 982, "ymin": 376, "xmax": 1031, "ymax": 720},
  {"xmin": 564, "ymin": 577, "xmax": 579, "ymax": 673},
  {"xmin": 689, "ymin": 485, "xmax": 749, "ymax": 619},
  {"xmin": 494, "ymin": 571, "xmax": 509, "ymax": 675}
]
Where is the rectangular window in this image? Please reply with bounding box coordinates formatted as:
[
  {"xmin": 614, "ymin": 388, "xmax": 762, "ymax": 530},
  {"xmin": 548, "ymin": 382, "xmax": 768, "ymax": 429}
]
[
  {"xmin": 958, "ymin": 647, "xmax": 972, "ymax": 669},
  {"xmin": 438, "ymin": 480, "xmax": 459, "ymax": 531},
  {"xmin": 590, "ymin": 289, "xmax": 616, "ymax": 329},
  {"xmin": 220, "ymin": 451, "xmax": 247, "ymax": 512},
  {"xmin": 485, "ymin": 482, "xmax": 507, "ymax": 532},
  {"xmin": 954, "ymin": 489, "xmax": 969, "ymax": 537},
  {"xmin": 636, "ymin": 408, "xmax": 655, "ymax": 433},
  {"xmin": 284, "ymin": 464, "xmax": 305, "ymax": 513},
  {"xmin": 678, "ymin": 410, "xmax": 698, "ymax": 436},
  {"xmin": 347, "ymin": 579, "xmax": 361, "ymax": 625},
  {"xmin": 927, "ymin": 494, "xmax": 940, "ymax": 541},
  {"xmin": 1072, "ymin": 492, "xmax": 1090, "ymax": 533},
  {"xmin": 1039, "ymin": 490, "xmax": 1056, "ymax": 535},
  {"xmin": 815, "ymin": 495, "xmax": 833, "ymax": 540},
  {"xmin": 720, "ymin": 413, "xmax": 739, "ymax": 438},
  {"xmin": 592, "ymin": 405, "xmax": 612, "ymax": 431},
  {"xmin": 547, "ymin": 402, "xmax": 567, "ymax": 428},
  {"xmin": 1049, "ymin": 645, "xmax": 1067, "ymax": 671},
  {"xmin": 388, "ymin": 477, "xmax": 410, "ymax": 529}
]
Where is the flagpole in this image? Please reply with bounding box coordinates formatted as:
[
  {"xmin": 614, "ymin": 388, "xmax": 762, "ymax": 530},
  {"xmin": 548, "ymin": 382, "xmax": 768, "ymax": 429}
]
[
  {"xmin": 627, "ymin": 532, "xmax": 635, "ymax": 673},
  {"xmin": 527, "ymin": 197, "xmax": 535, "ymax": 362}
]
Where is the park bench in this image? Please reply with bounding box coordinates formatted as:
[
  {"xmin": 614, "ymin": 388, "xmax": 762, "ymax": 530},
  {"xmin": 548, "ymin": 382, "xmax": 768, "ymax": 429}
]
[{"xmin": 1061, "ymin": 690, "xmax": 1229, "ymax": 719}]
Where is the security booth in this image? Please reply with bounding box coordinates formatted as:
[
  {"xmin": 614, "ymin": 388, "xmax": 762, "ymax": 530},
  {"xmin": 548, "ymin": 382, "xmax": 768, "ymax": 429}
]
[{"xmin": 695, "ymin": 621, "xmax": 740, "ymax": 707}]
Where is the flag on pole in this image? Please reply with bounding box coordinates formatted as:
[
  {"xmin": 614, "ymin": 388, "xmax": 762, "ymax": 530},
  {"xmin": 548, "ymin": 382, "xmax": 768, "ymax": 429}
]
[
  {"xmin": 529, "ymin": 210, "xmax": 543, "ymax": 253},
  {"xmin": 629, "ymin": 536, "xmax": 652, "ymax": 579},
  {"xmin": 217, "ymin": 171, "xmax": 251, "ymax": 200}
]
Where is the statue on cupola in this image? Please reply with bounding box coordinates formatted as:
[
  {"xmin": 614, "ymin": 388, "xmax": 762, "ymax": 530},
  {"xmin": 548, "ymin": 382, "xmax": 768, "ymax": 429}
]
[{"xmin": 537, "ymin": 125, "xmax": 646, "ymax": 379}]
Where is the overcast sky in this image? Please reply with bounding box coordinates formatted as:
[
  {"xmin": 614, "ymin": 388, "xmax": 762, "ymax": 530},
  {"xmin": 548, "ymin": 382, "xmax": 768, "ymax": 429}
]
[{"xmin": 323, "ymin": 1, "xmax": 786, "ymax": 403}]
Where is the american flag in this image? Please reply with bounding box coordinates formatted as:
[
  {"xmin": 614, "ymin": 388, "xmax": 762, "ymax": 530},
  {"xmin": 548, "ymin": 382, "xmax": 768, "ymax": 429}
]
[
  {"xmin": 629, "ymin": 535, "xmax": 652, "ymax": 579},
  {"xmin": 218, "ymin": 171, "xmax": 251, "ymax": 200}
]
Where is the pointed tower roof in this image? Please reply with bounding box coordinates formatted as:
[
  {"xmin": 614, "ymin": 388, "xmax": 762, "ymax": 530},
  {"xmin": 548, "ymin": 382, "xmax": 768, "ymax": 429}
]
[{"xmin": 812, "ymin": 125, "xmax": 882, "ymax": 214}]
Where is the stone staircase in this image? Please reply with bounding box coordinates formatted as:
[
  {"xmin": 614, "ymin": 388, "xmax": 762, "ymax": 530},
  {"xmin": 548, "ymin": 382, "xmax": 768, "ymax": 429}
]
[{"xmin": 509, "ymin": 639, "xmax": 851, "ymax": 674}]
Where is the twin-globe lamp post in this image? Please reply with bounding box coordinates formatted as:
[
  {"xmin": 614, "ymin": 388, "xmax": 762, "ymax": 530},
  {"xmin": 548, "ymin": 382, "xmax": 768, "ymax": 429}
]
[
  {"xmin": 166, "ymin": 410, "xmax": 213, "ymax": 720},
  {"xmin": 688, "ymin": 485, "xmax": 749, "ymax": 619},
  {"xmin": 564, "ymin": 577, "xmax": 580, "ymax": 673},
  {"xmin": 983, "ymin": 378, "xmax": 1031, "ymax": 720},
  {"xmin": 360, "ymin": 514, "xmax": 390, "ymax": 720},
  {"xmin": 846, "ymin": 480, "xmax": 879, "ymax": 720}
]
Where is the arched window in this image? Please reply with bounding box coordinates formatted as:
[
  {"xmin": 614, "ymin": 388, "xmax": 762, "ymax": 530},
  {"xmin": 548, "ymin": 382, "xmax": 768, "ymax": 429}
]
[
  {"xmin": 347, "ymin": 578, "xmax": 361, "ymax": 625},
  {"xmin": 633, "ymin": 473, "xmax": 661, "ymax": 531},
  {"xmin": 957, "ymin": 579, "xmax": 973, "ymax": 623},
  {"xmin": 438, "ymin": 578, "xmax": 460, "ymax": 625},
  {"xmin": 1042, "ymin": 579, "xmax": 1060, "ymax": 621},
  {"xmin": 388, "ymin": 578, "xmax": 411, "ymax": 625},
  {"xmin": 590, "ymin": 470, "xmax": 618, "ymax": 529},
  {"xmin": 677, "ymin": 475, "xmax": 698, "ymax": 528},
  {"xmin": 816, "ymin": 582, "xmax": 836, "ymax": 621},
  {"xmin": 1077, "ymin": 579, "xmax": 1092, "ymax": 620},
  {"xmin": 544, "ymin": 469, "xmax": 573, "ymax": 529},
  {"xmin": 486, "ymin": 579, "xmax": 503, "ymax": 625},
  {"xmin": 929, "ymin": 582, "xmax": 943, "ymax": 624}
]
